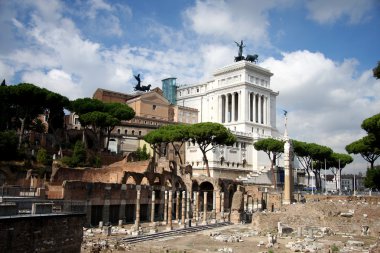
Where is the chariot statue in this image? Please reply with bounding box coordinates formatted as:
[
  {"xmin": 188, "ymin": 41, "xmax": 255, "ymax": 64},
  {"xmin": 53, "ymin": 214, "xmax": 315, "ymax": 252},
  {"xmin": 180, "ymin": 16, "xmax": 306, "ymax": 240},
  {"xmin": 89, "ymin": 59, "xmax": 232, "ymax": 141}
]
[
  {"xmin": 133, "ymin": 73, "xmax": 151, "ymax": 92},
  {"xmin": 234, "ymin": 40, "xmax": 258, "ymax": 63}
]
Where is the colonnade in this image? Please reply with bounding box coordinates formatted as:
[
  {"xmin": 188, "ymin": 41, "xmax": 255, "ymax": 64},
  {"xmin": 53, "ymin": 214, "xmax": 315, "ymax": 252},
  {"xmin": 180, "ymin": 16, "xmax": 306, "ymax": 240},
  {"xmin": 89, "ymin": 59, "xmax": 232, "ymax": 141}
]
[
  {"xmin": 115, "ymin": 188, "xmax": 228, "ymax": 230},
  {"xmin": 218, "ymin": 91, "xmax": 269, "ymax": 125}
]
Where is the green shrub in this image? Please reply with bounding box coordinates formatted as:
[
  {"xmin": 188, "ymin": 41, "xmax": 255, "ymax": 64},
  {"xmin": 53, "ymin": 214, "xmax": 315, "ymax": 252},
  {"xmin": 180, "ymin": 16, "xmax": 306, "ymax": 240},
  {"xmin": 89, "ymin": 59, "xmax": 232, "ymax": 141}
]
[
  {"xmin": 36, "ymin": 148, "xmax": 52, "ymax": 165},
  {"xmin": 0, "ymin": 130, "xmax": 18, "ymax": 160}
]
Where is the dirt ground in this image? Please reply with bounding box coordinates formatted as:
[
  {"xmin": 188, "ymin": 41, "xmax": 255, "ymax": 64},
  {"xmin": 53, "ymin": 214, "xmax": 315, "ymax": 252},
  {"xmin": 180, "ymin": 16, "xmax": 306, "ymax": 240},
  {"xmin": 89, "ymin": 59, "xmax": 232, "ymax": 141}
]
[{"xmin": 82, "ymin": 200, "xmax": 380, "ymax": 253}]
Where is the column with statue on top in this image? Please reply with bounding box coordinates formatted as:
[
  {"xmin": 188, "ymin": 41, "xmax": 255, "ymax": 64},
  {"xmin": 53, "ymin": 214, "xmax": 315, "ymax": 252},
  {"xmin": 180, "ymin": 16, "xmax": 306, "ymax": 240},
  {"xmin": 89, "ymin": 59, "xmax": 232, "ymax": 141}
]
[{"xmin": 283, "ymin": 110, "xmax": 295, "ymax": 204}]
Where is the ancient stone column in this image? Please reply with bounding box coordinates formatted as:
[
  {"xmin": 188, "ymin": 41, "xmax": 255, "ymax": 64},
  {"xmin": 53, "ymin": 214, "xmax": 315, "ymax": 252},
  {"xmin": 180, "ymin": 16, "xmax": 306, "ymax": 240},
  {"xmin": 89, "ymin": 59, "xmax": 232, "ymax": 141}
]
[
  {"xmin": 181, "ymin": 190, "xmax": 186, "ymax": 227},
  {"xmin": 195, "ymin": 191, "xmax": 200, "ymax": 222},
  {"xmin": 212, "ymin": 191, "xmax": 216, "ymax": 223},
  {"xmin": 167, "ymin": 190, "xmax": 173, "ymax": 230},
  {"xmin": 164, "ymin": 190, "xmax": 168, "ymax": 224},
  {"xmin": 102, "ymin": 199, "xmax": 110, "ymax": 225},
  {"xmin": 151, "ymin": 189, "xmax": 155, "ymax": 224},
  {"xmin": 186, "ymin": 191, "xmax": 190, "ymax": 223},
  {"xmin": 244, "ymin": 194, "xmax": 248, "ymax": 212},
  {"xmin": 203, "ymin": 191, "xmax": 208, "ymax": 225},
  {"xmin": 86, "ymin": 200, "xmax": 92, "ymax": 227},
  {"xmin": 175, "ymin": 191, "xmax": 180, "ymax": 222},
  {"xmin": 283, "ymin": 136, "xmax": 294, "ymax": 204},
  {"xmin": 118, "ymin": 184, "xmax": 127, "ymax": 226},
  {"xmin": 216, "ymin": 190, "xmax": 221, "ymax": 220},
  {"xmin": 135, "ymin": 188, "xmax": 141, "ymax": 228},
  {"xmin": 220, "ymin": 192, "xmax": 225, "ymax": 221}
]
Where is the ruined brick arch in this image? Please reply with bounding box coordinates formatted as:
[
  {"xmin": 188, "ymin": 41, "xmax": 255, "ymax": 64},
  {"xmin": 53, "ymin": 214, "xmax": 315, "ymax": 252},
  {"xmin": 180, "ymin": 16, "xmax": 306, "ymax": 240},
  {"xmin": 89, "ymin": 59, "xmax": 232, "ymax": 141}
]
[
  {"xmin": 226, "ymin": 184, "xmax": 235, "ymax": 209},
  {"xmin": 140, "ymin": 177, "xmax": 149, "ymax": 185},
  {"xmin": 126, "ymin": 175, "xmax": 137, "ymax": 185},
  {"xmin": 165, "ymin": 179, "xmax": 172, "ymax": 188},
  {"xmin": 152, "ymin": 176, "xmax": 161, "ymax": 186}
]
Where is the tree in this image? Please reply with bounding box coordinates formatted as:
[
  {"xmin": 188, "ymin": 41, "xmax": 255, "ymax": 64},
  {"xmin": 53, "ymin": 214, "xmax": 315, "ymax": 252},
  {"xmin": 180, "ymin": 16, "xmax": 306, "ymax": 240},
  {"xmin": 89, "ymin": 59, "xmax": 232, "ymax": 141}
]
[
  {"xmin": 61, "ymin": 141, "xmax": 87, "ymax": 167},
  {"xmin": 69, "ymin": 99, "xmax": 135, "ymax": 151},
  {"xmin": 253, "ymin": 138, "xmax": 284, "ymax": 189},
  {"xmin": 103, "ymin": 103, "xmax": 135, "ymax": 151},
  {"xmin": 0, "ymin": 130, "xmax": 18, "ymax": 160},
  {"xmin": 346, "ymin": 135, "xmax": 380, "ymax": 169},
  {"xmin": 293, "ymin": 140, "xmax": 332, "ymax": 190},
  {"xmin": 136, "ymin": 144, "xmax": 151, "ymax": 161},
  {"xmin": 144, "ymin": 128, "xmax": 166, "ymax": 163},
  {"xmin": 327, "ymin": 152, "xmax": 353, "ymax": 191},
  {"xmin": 8, "ymin": 83, "xmax": 48, "ymax": 149},
  {"xmin": 347, "ymin": 113, "xmax": 380, "ymax": 169},
  {"xmin": 364, "ymin": 165, "xmax": 380, "ymax": 190},
  {"xmin": 188, "ymin": 122, "xmax": 236, "ymax": 177},
  {"xmin": 373, "ymin": 61, "xmax": 380, "ymax": 79}
]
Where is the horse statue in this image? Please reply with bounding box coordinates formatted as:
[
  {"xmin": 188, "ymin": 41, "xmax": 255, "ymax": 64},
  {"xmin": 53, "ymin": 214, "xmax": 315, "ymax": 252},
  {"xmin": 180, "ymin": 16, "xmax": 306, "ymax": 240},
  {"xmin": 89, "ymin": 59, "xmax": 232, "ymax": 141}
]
[
  {"xmin": 134, "ymin": 74, "xmax": 142, "ymax": 91},
  {"xmin": 246, "ymin": 54, "xmax": 258, "ymax": 63},
  {"xmin": 140, "ymin": 84, "xmax": 151, "ymax": 92}
]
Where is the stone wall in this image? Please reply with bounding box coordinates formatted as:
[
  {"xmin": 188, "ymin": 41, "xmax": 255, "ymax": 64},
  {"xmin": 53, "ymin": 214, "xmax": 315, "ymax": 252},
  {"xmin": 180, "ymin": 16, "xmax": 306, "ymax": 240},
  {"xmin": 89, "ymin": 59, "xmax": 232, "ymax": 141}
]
[{"xmin": 0, "ymin": 213, "xmax": 85, "ymax": 253}]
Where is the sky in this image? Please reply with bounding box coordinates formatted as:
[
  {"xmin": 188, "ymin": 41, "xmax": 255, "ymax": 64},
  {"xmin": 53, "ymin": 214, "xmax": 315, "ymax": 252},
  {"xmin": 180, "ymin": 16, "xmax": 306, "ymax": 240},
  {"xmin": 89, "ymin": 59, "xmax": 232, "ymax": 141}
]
[{"xmin": 0, "ymin": 0, "xmax": 379, "ymax": 173}]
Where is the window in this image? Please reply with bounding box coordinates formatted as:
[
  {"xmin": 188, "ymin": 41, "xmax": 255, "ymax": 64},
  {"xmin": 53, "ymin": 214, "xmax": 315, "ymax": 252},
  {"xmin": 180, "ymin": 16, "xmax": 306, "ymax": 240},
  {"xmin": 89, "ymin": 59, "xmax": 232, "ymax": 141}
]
[
  {"xmin": 153, "ymin": 105, "xmax": 157, "ymax": 110},
  {"xmin": 138, "ymin": 131, "xmax": 142, "ymax": 136},
  {"xmin": 74, "ymin": 117, "xmax": 79, "ymax": 125},
  {"xmin": 132, "ymin": 130, "xmax": 135, "ymax": 135},
  {"xmin": 124, "ymin": 129, "xmax": 128, "ymax": 135},
  {"xmin": 179, "ymin": 91, "xmax": 182, "ymax": 96},
  {"xmin": 197, "ymin": 88, "xmax": 199, "ymax": 93},
  {"xmin": 117, "ymin": 129, "xmax": 120, "ymax": 134}
]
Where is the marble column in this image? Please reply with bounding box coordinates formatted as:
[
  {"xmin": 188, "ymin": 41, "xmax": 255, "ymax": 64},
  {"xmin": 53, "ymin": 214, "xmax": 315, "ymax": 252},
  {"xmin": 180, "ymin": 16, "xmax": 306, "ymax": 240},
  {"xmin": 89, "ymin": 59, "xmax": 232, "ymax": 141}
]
[
  {"xmin": 218, "ymin": 95, "xmax": 222, "ymax": 123},
  {"xmin": 186, "ymin": 191, "xmax": 190, "ymax": 223},
  {"xmin": 224, "ymin": 94, "xmax": 228, "ymax": 123},
  {"xmin": 258, "ymin": 95, "xmax": 262, "ymax": 124},
  {"xmin": 181, "ymin": 190, "xmax": 186, "ymax": 227},
  {"xmin": 164, "ymin": 190, "xmax": 168, "ymax": 224},
  {"xmin": 175, "ymin": 191, "xmax": 180, "ymax": 222},
  {"xmin": 118, "ymin": 184, "xmax": 127, "ymax": 225},
  {"xmin": 195, "ymin": 191, "xmax": 200, "ymax": 222},
  {"xmin": 212, "ymin": 191, "xmax": 216, "ymax": 223},
  {"xmin": 231, "ymin": 92, "xmax": 235, "ymax": 122},
  {"xmin": 151, "ymin": 190, "xmax": 155, "ymax": 223},
  {"xmin": 167, "ymin": 190, "xmax": 173, "ymax": 230},
  {"xmin": 135, "ymin": 188, "xmax": 141, "ymax": 228},
  {"xmin": 215, "ymin": 191, "xmax": 221, "ymax": 221},
  {"xmin": 221, "ymin": 192, "xmax": 225, "ymax": 221},
  {"xmin": 203, "ymin": 191, "xmax": 208, "ymax": 225}
]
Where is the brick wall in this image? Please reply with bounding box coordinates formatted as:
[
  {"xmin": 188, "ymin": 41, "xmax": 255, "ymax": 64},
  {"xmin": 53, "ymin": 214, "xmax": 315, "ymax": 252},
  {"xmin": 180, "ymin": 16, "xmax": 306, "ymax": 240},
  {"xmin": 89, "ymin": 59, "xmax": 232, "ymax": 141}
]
[{"xmin": 0, "ymin": 213, "xmax": 85, "ymax": 253}]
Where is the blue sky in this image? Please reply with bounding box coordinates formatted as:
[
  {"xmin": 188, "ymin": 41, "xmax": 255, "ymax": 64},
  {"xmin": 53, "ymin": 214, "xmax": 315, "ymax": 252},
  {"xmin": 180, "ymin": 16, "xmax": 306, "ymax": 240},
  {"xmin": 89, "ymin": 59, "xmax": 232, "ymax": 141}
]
[{"xmin": 0, "ymin": 0, "xmax": 379, "ymax": 172}]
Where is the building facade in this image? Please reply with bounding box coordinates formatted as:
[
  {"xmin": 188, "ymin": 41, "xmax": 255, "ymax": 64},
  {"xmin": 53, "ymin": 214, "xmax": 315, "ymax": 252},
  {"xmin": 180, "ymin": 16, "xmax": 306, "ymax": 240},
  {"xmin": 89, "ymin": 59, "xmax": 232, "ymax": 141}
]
[{"xmin": 176, "ymin": 60, "xmax": 280, "ymax": 180}]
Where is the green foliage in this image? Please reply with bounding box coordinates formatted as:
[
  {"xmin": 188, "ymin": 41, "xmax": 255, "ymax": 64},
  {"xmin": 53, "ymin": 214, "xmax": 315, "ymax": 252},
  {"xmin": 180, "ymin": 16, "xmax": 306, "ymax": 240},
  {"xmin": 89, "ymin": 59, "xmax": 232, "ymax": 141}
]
[
  {"xmin": 331, "ymin": 244, "xmax": 339, "ymax": 252},
  {"xmin": 61, "ymin": 141, "xmax": 87, "ymax": 167},
  {"xmin": 69, "ymin": 99, "xmax": 135, "ymax": 151},
  {"xmin": 144, "ymin": 124, "xmax": 190, "ymax": 164},
  {"xmin": 364, "ymin": 166, "xmax": 380, "ymax": 189},
  {"xmin": 347, "ymin": 113, "xmax": 380, "ymax": 169},
  {"xmin": 36, "ymin": 148, "xmax": 52, "ymax": 165},
  {"xmin": 373, "ymin": 61, "xmax": 380, "ymax": 79},
  {"xmin": 0, "ymin": 130, "xmax": 19, "ymax": 160},
  {"xmin": 136, "ymin": 144, "xmax": 151, "ymax": 161},
  {"xmin": 189, "ymin": 122, "xmax": 236, "ymax": 176},
  {"xmin": 346, "ymin": 135, "xmax": 380, "ymax": 169}
]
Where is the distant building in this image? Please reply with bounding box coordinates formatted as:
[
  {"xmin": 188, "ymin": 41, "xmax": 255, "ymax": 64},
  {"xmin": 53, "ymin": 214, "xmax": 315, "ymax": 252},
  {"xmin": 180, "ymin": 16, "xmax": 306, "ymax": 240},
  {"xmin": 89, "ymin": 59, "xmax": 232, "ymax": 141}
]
[
  {"xmin": 65, "ymin": 88, "xmax": 198, "ymax": 162},
  {"xmin": 176, "ymin": 60, "xmax": 281, "ymax": 180},
  {"xmin": 162, "ymin": 77, "xmax": 177, "ymax": 104}
]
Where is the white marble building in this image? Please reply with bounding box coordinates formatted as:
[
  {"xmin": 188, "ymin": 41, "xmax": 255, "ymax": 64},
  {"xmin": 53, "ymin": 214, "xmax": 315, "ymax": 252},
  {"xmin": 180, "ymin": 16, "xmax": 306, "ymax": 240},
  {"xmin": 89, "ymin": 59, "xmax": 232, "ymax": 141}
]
[{"xmin": 176, "ymin": 60, "xmax": 281, "ymax": 180}]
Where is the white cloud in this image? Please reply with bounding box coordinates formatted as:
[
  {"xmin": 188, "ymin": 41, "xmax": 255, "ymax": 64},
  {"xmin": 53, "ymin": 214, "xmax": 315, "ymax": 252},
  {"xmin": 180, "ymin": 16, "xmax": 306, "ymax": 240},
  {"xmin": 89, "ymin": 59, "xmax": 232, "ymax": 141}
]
[
  {"xmin": 305, "ymin": 0, "xmax": 375, "ymax": 24},
  {"xmin": 184, "ymin": 0, "xmax": 291, "ymax": 45},
  {"xmin": 22, "ymin": 69, "xmax": 81, "ymax": 100},
  {"xmin": 261, "ymin": 50, "xmax": 380, "ymax": 171}
]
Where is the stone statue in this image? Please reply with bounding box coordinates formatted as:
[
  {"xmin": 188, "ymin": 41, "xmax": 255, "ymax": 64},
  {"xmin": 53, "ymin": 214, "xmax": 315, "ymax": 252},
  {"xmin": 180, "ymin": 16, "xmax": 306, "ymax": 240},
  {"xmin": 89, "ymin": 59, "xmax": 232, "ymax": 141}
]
[
  {"xmin": 235, "ymin": 40, "xmax": 245, "ymax": 58},
  {"xmin": 134, "ymin": 74, "xmax": 141, "ymax": 90},
  {"xmin": 246, "ymin": 54, "xmax": 258, "ymax": 63},
  {"xmin": 133, "ymin": 74, "xmax": 151, "ymax": 92}
]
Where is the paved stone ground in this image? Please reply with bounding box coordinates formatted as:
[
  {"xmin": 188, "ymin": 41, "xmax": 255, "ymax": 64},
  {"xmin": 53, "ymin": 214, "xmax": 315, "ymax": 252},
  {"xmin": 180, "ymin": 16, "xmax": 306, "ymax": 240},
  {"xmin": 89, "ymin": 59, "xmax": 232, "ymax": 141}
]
[{"xmin": 81, "ymin": 200, "xmax": 380, "ymax": 252}]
